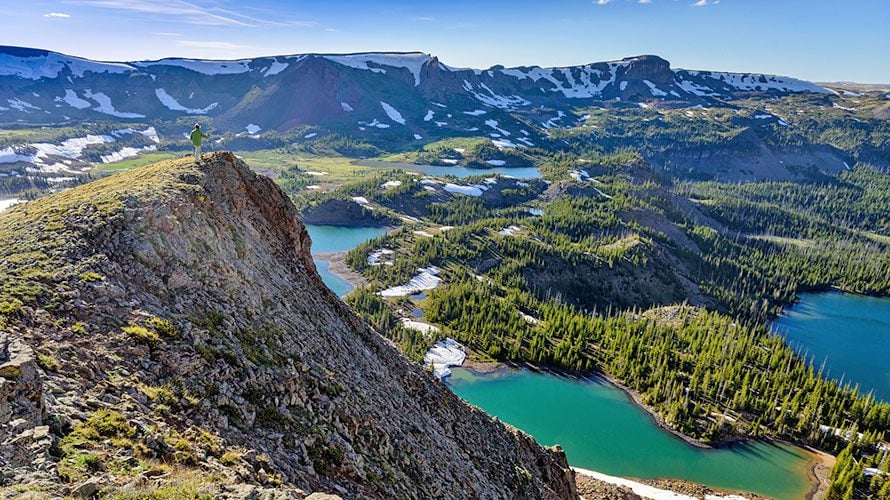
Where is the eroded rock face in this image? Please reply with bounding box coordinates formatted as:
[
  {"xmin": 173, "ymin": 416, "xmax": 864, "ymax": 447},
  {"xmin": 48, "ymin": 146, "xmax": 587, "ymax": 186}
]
[{"xmin": 0, "ymin": 152, "xmax": 577, "ymax": 498}]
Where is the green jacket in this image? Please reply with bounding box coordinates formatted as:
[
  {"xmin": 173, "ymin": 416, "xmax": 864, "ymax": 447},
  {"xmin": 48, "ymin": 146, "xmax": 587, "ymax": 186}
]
[{"xmin": 190, "ymin": 129, "xmax": 208, "ymax": 147}]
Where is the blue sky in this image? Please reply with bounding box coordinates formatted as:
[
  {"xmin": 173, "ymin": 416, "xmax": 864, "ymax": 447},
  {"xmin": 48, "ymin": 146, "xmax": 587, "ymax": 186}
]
[{"xmin": 7, "ymin": 0, "xmax": 890, "ymax": 82}]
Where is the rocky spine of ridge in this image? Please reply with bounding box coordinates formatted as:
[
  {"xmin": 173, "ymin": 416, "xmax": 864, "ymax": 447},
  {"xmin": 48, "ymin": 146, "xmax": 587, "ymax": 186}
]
[{"xmin": 0, "ymin": 152, "xmax": 577, "ymax": 498}]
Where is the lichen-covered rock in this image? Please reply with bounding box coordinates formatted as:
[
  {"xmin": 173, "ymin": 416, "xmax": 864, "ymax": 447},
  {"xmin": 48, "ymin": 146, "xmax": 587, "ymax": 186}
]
[{"xmin": 0, "ymin": 153, "xmax": 577, "ymax": 498}]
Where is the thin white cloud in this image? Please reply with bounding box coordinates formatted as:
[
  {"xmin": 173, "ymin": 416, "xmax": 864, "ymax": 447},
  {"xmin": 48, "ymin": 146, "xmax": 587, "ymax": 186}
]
[
  {"xmin": 594, "ymin": 0, "xmax": 613, "ymax": 4},
  {"xmin": 639, "ymin": 0, "xmax": 652, "ymax": 3},
  {"xmin": 44, "ymin": 12, "xmax": 72, "ymax": 17},
  {"xmin": 176, "ymin": 40, "xmax": 255, "ymax": 50},
  {"xmin": 153, "ymin": 32, "xmax": 183, "ymax": 36},
  {"xmin": 692, "ymin": 0, "xmax": 720, "ymax": 5},
  {"xmin": 412, "ymin": 16, "xmax": 435, "ymax": 21},
  {"xmin": 72, "ymin": 0, "xmax": 316, "ymax": 28}
]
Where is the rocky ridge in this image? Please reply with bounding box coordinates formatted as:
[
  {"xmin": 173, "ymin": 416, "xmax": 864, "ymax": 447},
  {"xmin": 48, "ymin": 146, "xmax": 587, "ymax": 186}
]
[{"xmin": 0, "ymin": 152, "xmax": 576, "ymax": 498}]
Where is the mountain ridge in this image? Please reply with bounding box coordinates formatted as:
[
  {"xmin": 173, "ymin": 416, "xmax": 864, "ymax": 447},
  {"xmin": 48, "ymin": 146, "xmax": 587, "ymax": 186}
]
[
  {"xmin": 0, "ymin": 44, "xmax": 830, "ymax": 131},
  {"xmin": 0, "ymin": 45, "xmax": 829, "ymax": 85},
  {"xmin": 0, "ymin": 152, "xmax": 577, "ymax": 498}
]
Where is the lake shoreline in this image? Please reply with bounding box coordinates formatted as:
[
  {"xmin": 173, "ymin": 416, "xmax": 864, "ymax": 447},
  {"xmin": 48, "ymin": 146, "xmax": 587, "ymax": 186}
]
[
  {"xmin": 456, "ymin": 358, "xmax": 830, "ymax": 499},
  {"xmin": 313, "ymin": 251, "xmax": 368, "ymax": 289},
  {"xmin": 800, "ymin": 445, "xmax": 835, "ymax": 500},
  {"xmin": 573, "ymin": 467, "xmax": 770, "ymax": 500}
]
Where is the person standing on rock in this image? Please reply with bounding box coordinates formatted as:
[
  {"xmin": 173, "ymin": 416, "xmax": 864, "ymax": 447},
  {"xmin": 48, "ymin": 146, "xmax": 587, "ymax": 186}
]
[{"xmin": 190, "ymin": 124, "xmax": 208, "ymax": 161}]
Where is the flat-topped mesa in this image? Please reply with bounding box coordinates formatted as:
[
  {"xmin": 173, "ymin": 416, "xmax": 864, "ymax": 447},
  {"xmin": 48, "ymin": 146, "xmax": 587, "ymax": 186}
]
[
  {"xmin": 0, "ymin": 152, "xmax": 577, "ymax": 498},
  {"xmin": 618, "ymin": 55, "xmax": 674, "ymax": 85}
]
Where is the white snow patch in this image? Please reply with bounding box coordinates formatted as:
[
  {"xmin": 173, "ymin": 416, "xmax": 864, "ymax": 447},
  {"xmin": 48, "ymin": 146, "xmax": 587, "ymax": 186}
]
[
  {"xmin": 569, "ymin": 169, "xmax": 590, "ymax": 181},
  {"xmin": 400, "ymin": 319, "xmax": 440, "ymax": 335},
  {"xmin": 492, "ymin": 139, "xmax": 518, "ymax": 149},
  {"xmin": 263, "ymin": 61, "xmax": 289, "ymax": 77},
  {"xmin": 643, "ymin": 80, "xmax": 668, "ymax": 97},
  {"xmin": 134, "ymin": 58, "xmax": 251, "ymax": 75},
  {"xmin": 463, "ymin": 109, "xmax": 487, "ymax": 116},
  {"xmin": 413, "ymin": 133, "xmax": 423, "ymax": 140},
  {"xmin": 340, "ymin": 101, "xmax": 354, "ymax": 112},
  {"xmin": 423, "ymin": 338, "xmax": 466, "ymax": 379},
  {"xmin": 498, "ymin": 225, "xmax": 522, "ymax": 236},
  {"xmin": 0, "ymin": 148, "xmax": 35, "ymax": 164},
  {"xmin": 486, "ymin": 160, "xmax": 506, "ymax": 166},
  {"xmin": 519, "ymin": 311, "xmax": 540, "ymax": 325},
  {"xmin": 484, "ymin": 119, "xmax": 510, "ymax": 136},
  {"xmin": 141, "ymin": 127, "xmax": 161, "ymax": 143},
  {"xmin": 99, "ymin": 145, "xmax": 157, "ymax": 163},
  {"xmin": 55, "ymin": 89, "xmax": 91, "ymax": 109},
  {"xmin": 381, "ymin": 180, "xmax": 403, "ymax": 188},
  {"xmin": 379, "ymin": 266, "xmax": 442, "ymax": 297},
  {"xmin": 463, "ymin": 81, "xmax": 530, "ymax": 109},
  {"xmin": 155, "ymin": 88, "xmax": 218, "ymax": 114},
  {"xmin": 83, "ymin": 90, "xmax": 144, "ymax": 118},
  {"xmin": 367, "ymin": 248, "xmax": 394, "ymax": 266},
  {"xmin": 528, "ymin": 208, "xmax": 544, "ymax": 216},
  {"xmin": 573, "ymin": 468, "xmax": 714, "ymax": 500},
  {"xmin": 380, "ymin": 101, "xmax": 406, "ymax": 125},
  {"xmin": 323, "ymin": 53, "xmax": 431, "ymax": 86},
  {"xmin": 359, "ymin": 119, "xmax": 390, "ymax": 129},
  {"xmin": 351, "ymin": 196, "xmax": 369, "ymax": 205},
  {"xmin": 304, "ymin": 133, "xmax": 317, "ymax": 139},
  {"xmin": 443, "ymin": 183, "xmax": 488, "ymax": 197},
  {"xmin": 0, "ymin": 51, "xmax": 134, "ymax": 80},
  {"xmin": 7, "ymin": 98, "xmax": 40, "ymax": 112},
  {"xmin": 1, "ymin": 133, "xmax": 131, "ymax": 173},
  {"xmin": 0, "ymin": 198, "xmax": 21, "ymax": 213},
  {"xmin": 245, "ymin": 124, "xmax": 262, "ymax": 134},
  {"xmin": 688, "ymin": 70, "xmax": 830, "ymax": 94},
  {"xmin": 304, "ymin": 171, "xmax": 327, "ymax": 176}
]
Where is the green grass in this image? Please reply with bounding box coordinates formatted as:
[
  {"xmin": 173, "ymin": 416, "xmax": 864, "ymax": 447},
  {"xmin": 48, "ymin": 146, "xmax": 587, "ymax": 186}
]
[
  {"xmin": 748, "ymin": 234, "xmax": 818, "ymax": 249},
  {"xmin": 0, "ymin": 126, "xmax": 81, "ymax": 146},
  {"xmin": 0, "ymin": 154, "xmax": 220, "ymax": 308},
  {"xmin": 92, "ymin": 152, "xmax": 181, "ymax": 174}
]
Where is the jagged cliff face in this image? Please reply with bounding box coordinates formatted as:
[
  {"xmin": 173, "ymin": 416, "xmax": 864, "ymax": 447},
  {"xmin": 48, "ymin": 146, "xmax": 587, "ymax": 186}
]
[{"xmin": 0, "ymin": 152, "xmax": 576, "ymax": 498}]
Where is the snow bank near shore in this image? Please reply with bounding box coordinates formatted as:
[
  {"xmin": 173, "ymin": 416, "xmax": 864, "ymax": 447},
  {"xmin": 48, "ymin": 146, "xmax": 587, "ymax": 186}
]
[
  {"xmin": 423, "ymin": 338, "xmax": 466, "ymax": 379},
  {"xmin": 573, "ymin": 468, "xmax": 749, "ymax": 500}
]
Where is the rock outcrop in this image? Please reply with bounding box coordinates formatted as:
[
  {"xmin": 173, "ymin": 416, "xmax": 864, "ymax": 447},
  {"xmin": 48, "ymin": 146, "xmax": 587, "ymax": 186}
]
[
  {"xmin": 0, "ymin": 152, "xmax": 577, "ymax": 498},
  {"xmin": 300, "ymin": 198, "xmax": 395, "ymax": 227}
]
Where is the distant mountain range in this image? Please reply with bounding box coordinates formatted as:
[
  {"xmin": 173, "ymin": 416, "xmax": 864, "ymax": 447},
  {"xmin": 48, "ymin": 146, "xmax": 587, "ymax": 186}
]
[
  {"xmin": 0, "ymin": 45, "xmax": 830, "ymax": 135},
  {"xmin": 1, "ymin": 45, "xmax": 888, "ymax": 188}
]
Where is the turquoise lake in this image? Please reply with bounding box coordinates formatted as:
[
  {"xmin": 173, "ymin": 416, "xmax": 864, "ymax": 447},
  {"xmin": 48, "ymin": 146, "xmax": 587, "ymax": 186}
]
[
  {"xmin": 447, "ymin": 368, "xmax": 814, "ymax": 499},
  {"xmin": 772, "ymin": 291, "xmax": 890, "ymax": 402},
  {"xmin": 305, "ymin": 224, "xmax": 387, "ymax": 297}
]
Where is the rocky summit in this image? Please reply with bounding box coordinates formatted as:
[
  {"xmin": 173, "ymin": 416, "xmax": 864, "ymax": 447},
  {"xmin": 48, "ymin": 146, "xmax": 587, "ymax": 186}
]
[{"xmin": 0, "ymin": 152, "xmax": 576, "ymax": 498}]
